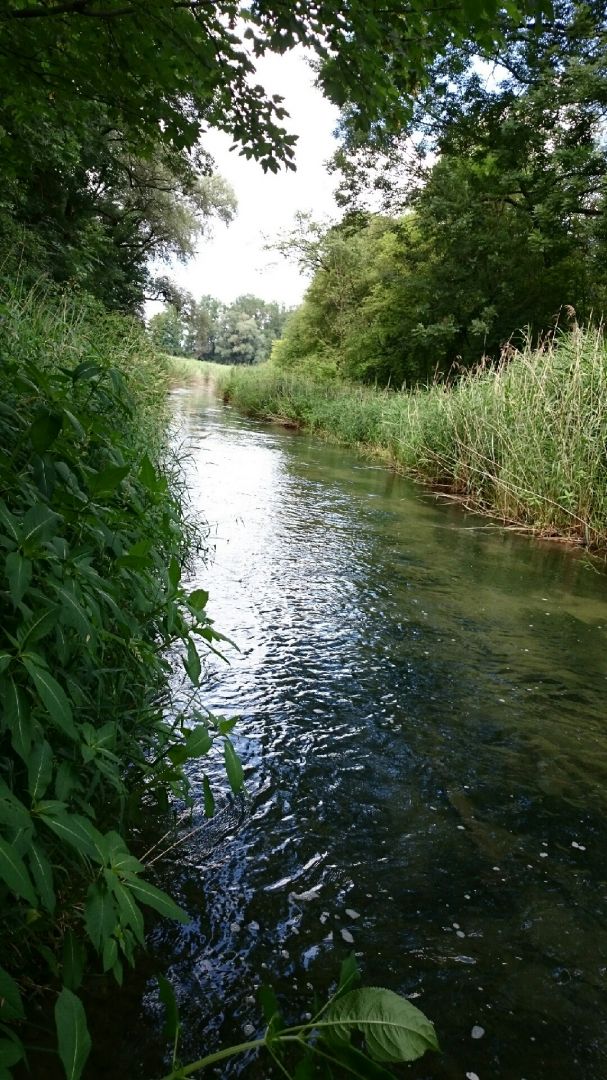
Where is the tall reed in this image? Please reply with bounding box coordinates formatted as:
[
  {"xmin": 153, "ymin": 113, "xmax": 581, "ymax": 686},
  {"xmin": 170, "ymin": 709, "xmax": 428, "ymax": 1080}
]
[{"xmin": 220, "ymin": 327, "xmax": 607, "ymax": 549}]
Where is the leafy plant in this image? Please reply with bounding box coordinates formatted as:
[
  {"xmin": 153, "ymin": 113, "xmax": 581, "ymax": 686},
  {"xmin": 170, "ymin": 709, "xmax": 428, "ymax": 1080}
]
[
  {"xmin": 0, "ymin": 285, "xmax": 244, "ymax": 1078},
  {"xmin": 155, "ymin": 956, "xmax": 438, "ymax": 1079}
]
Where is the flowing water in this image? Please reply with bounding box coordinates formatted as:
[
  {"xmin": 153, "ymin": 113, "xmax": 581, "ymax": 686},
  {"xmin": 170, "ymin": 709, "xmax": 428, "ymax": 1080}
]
[{"xmin": 99, "ymin": 389, "xmax": 607, "ymax": 1079}]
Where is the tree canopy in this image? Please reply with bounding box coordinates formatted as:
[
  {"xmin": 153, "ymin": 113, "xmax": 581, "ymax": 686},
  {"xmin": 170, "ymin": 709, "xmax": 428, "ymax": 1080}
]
[{"xmin": 0, "ymin": 0, "xmax": 543, "ymax": 310}]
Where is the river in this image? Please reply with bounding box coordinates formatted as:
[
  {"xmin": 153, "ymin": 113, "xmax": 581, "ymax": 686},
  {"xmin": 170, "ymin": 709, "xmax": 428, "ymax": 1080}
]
[{"xmin": 96, "ymin": 388, "xmax": 607, "ymax": 1079}]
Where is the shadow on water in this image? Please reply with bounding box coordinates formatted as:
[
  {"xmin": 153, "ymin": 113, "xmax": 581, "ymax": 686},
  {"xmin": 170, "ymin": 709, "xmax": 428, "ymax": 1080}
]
[{"xmin": 89, "ymin": 389, "xmax": 607, "ymax": 1080}]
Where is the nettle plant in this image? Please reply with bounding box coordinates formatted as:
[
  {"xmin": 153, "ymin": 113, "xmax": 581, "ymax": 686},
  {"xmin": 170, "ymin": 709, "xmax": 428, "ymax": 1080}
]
[{"xmin": 0, "ymin": 293, "xmax": 241, "ymax": 1078}]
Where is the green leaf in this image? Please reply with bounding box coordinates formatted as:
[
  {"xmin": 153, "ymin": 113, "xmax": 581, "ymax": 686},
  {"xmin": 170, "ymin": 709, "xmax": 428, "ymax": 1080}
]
[
  {"xmin": 108, "ymin": 878, "xmax": 145, "ymax": 945},
  {"xmin": 0, "ymin": 837, "xmax": 37, "ymax": 907},
  {"xmin": 5, "ymin": 677, "xmax": 32, "ymax": 760},
  {"xmin": 22, "ymin": 504, "xmax": 61, "ymax": 552},
  {"xmin": 139, "ymin": 454, "xmax": 158, "ymax": 491},
  {"xmin": 53, "ymin": 581, "xmax": 92, "ymax": 637},
  {"xmin": 28, "ymin": 842, "xmax": 56, "ymax": 914},
  {"xmin": 188, "ymin": 588, "xmax": 209, "ymax": 612},
  {"xmin": 224, "ymin": 737, "xmax": 244, "ymax": 794},
  {"xmin": 28, "ymin": 739, "xmax": 54, "ymax": 800},
  {"xmin": 62, "ymin": 931, "xmax": 86, "ymax": 992},
  {"xmin": 22, "ymin": 658, "xmax": 76, "ymax": 739},
  {"xmin": 322, "ymin": 988, "xmax": 439, "ymax": 1064},
  {"xmin": 183, "ymin": 637, "xmax": 201, "ymax": 685},
  {"xmin": 19, "ymin": 607, "xmax": 59, "ymax": 649},
  {"xmin": 0, "ymin": 653, "xmax": 12, "ymax": 675},
  {"xmin": 42, "ymin": 811, "xmax": 104, "ymax": 862},
  {"xmin": 0, "ymin": 501, "xmax": 20, "ymax": 545},
  {"xmin": 0, "ymin": 1035, "xmax": 24, "ymax": 1069},
  {"xmin": 184, "ymin": 724, "xmax": 212, "ymax": 758},
  {"xmin": 337, "ymin": 953, "xmax": 361, "ymax": 998},
  {"xmin": 0, "ymin": 966, "xmax": 25, "ymax": 1021},
  {"xmin": 88, "ymin": 465, "xmax": 129, "ymax": 497},
  {"xmin": 317, "ymin": 1040, "xmax": 397, "ymax": 1079},
  {"xmin": 122, "ymin": 877, "xmax": 189, "ymax": 923},
  {"xmin": 259, "ymin": 985, "xmax": 282, "ymax": 1028},
  {"xmin": 157, "ymin": 974, "xmax": 180, "ymax": 1041},
  {"xmin": 54, "ymin": 988, "xmax": 91, "ymax": 1080},
  {"xmin": 5, "ymin": 551, "xmax": 31, "ymax": 604},
  {"xmin": 29, "ymin": 410, "xmax": 63, "ymax": 452},
  {"xmin": 217, "ymin": 716, "xmax": 238, "ymax": 735},
  {"xmin": 202, "ymin": 775, "xmax": 215, "ymax": 818},
  {"xmin": 168, "ymin": 556, "xmax": 181, "ymax": 589},
  {"xmin": 84, "ymin": 883, "xmax": 116, "ymax": 950}
]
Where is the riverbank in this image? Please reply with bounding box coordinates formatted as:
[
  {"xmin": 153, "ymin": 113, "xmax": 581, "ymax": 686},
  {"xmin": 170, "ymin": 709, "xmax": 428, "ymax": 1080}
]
[
  {"xmin": 0, "ymin": 285, "xmax": 223, "ymax": 1078},
  {"xmin": 168, "ymin": 356, "xmax": 228, "ymax": 389},
  {"xmin": 220, "ymin": 326, "xmax": 607, "ymax": 552}
]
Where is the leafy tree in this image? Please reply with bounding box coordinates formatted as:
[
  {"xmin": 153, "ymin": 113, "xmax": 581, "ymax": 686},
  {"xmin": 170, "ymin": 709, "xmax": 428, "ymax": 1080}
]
[
  {"xmin": 0, "ymin": 0, "xmax": 540, "ymax": 310},
  {"xmin": 148, "ymin": 305, "xmax": 187, "ymax": 355}
]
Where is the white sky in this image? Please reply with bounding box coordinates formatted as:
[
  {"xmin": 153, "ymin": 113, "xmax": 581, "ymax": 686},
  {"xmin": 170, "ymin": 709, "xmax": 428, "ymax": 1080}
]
[{"xmin": 162, "ymin": 49, "xmax": 340, "ymax": 311}]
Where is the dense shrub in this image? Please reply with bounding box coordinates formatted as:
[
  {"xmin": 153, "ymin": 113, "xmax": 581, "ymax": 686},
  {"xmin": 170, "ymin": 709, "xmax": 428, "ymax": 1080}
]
[{"xmin": 0, "ymin": 287, "xmax": 236, "ymax": 1078}]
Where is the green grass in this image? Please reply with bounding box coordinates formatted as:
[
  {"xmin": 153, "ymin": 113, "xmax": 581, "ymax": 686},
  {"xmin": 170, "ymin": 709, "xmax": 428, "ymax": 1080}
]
[
  {"xmin": 219, "ymin": 328, "xmax": 607, "ymax": 550},
  {"xmin": 167, "ymin": 356, "xmax": 232, "ymax": 388}
]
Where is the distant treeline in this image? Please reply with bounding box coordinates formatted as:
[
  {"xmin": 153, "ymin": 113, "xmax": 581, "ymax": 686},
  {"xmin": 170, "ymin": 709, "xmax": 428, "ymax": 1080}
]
[{"xmin": 149, "ymin": 294, "xmax": 292, "ymax": 365}]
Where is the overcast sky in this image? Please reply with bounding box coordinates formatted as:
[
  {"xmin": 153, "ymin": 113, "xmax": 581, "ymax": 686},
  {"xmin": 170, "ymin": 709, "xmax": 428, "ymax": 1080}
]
[{"xmin": 162, "ymin": 49, "xmax": 340, "ymax": 311}]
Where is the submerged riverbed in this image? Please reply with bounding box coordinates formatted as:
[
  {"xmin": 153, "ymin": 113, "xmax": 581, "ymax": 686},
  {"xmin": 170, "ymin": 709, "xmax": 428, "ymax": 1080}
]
[{"xmin": 98, "ymin": 389, "xmax": 607, "ymax": 1079}]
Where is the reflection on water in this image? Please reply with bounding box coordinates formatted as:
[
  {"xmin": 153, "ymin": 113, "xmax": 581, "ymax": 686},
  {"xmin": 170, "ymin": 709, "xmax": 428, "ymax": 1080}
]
[{"xmin": 96, "ymin": 390, "xmax": 607, "ymax": 1079}]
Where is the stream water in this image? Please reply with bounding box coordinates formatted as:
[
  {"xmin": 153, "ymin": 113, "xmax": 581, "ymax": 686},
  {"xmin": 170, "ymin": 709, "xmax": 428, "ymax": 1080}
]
[{"xmin": 97, "ymin": 389, "xmax": 607, "ymax": 1079}]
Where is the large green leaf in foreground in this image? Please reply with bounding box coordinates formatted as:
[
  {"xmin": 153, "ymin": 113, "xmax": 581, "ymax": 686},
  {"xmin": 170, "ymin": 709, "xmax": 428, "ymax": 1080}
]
[{"xmin": 323, "ymin": 987, "xmax": 439, "ymax": 1063}]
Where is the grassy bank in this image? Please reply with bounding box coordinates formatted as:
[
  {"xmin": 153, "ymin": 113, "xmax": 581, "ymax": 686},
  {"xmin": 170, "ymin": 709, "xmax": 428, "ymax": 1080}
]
[
  {"xmin": 0, "ymin": 285, "xmax": 232, "ymax": 1078},
  {"xmin": 220, "ymin": 327, "xmax": 607, "ymax": 551},
  {"xmin": 168, "ymin": 356, "xmax": 230, "ymax": 388}
]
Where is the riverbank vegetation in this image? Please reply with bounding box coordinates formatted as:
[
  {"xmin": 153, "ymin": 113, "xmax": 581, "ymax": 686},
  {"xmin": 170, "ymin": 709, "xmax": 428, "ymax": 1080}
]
[{"xmin": 221, "ymin": 325, "xmax": 607, "ymax": 550}]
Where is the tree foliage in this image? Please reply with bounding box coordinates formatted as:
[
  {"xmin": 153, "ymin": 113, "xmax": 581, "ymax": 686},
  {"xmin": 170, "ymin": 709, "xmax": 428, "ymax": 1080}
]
[
  {"xmin": 0, "ymin": 0, "xmax": 539, "ymax": 310},
  {"xmin": 273, "ymin": 0, "xmax": 607, "ymax": 384},
  {"xmin": 150, "ymin": 294, "xmax": 291, "ymax": 364}
]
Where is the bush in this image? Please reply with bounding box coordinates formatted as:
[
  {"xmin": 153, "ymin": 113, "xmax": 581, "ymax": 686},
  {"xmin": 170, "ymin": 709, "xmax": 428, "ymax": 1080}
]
[{"xmin": 0, "ymin": 285, "xmax": 235, "ymax": 1078}]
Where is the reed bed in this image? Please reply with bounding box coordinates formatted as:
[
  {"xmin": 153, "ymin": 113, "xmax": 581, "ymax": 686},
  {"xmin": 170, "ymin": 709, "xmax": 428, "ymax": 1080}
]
[{"xmin": 220, "ymin": 327, "xmax": 607, "ymax": 549}]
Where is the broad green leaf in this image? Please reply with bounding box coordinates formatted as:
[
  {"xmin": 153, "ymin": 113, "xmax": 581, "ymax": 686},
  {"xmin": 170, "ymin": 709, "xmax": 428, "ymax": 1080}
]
[
  {"xmin": 19, "ymin": 607, "xmax": 59, "ymax": 649},
  {"xmin": 5, "ymin": 551, "xmax": 31, "ymax": 604},
  {"xmin": 0, "ymin": 653, "xmax": 12, "ymax": 675},
  {"xmin": 62, "ymin": 930, "xmax": 86, "ymax": 992},
  {"xmin": 122, "ymin": 877, "xmax": 188, "ymax": 923},
  {"xmin": 183, "ymin": 637, "xmax": 201, "ymax": 685},
  {"xmin": 28, "ymin": 842, "xmax": 56, "ymax": 914},
  {"xmin": 322, "ymin": 988, "xmax": 438, "ymax": 1064},
  {"xmin": 188, "ymin": 588, "xmax": 209, "ymax": 611},
  {"xmin": 0, "ymin": 1036, "xmax": 24, "ymax": 1069},
  {"xmin": 53, "ymin": 582, "xmax": 92, "ymax": 636},
  {"xmin": 22, "ymin": 658, "xmax": 76, "ymax": 739},
  {"xmin": 84, "ymin": 883, "xmax": 116, "ymax": 950},
  {"xmin": 54, "ymin": 988, "xmax": 91, "ymax": 1080},
  {"xmin": 88, "ymin": 465, "xmax": 129, "ymax": 497},
  {"xmin": 0, "ymin": 966, "xmax": 25, "ymax": 1020},
  {"xmin": 42, "ymin": 811, "xmax": 104, "ymax": 862},
  {"xmin": 202, "ymin": 775, "xmax": 215, "ymax": 818},
  {"xmin": 29, "ymin": 410, "xmax": 63, "ymax": 452},
  {"xmin": 217, "ymin": 716, "xmax": 238, "ymax": 735},
  {"xmin": 22, "ymin": 504, "xmax": 61, "ymax": 552},
  {"xmin": 5, "ymin": 678, "xmax": 32, "ymax": 760},
  {"xmin": 224, "ymin": 737, "xmax": 244, "ymax": 794},
  {"xmin": 184, "ymin": 724, "xmax": 212, "ymax": 758},
  {"xmin": 157, "ymin": 974, "xmax": 180, "ymax": 1041},
  {"xmin": 28, "ymin": 739, "xmax": 54, "ymax": 800},
  {"xmin": 0, "ymin": 837, "xmax": 37, "ymax": 907}
]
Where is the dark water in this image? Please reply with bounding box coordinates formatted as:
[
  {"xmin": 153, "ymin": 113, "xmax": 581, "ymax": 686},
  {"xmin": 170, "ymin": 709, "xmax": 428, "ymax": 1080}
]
[{"xmin": 100, "ymin": 390, "xmax": 607, "ymax": 1079}]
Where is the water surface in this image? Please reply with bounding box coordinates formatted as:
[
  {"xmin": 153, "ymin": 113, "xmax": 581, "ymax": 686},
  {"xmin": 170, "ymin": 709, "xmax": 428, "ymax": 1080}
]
[{"xmin": 102, "ymin": 390, "xmax": 607, "ymax": 1079}]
